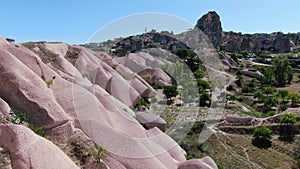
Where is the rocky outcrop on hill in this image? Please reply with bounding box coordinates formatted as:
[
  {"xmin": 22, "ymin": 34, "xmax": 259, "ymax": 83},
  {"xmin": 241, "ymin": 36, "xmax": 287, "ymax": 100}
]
[
  {"xmin": 111, "ymin": 32, "xmax": 188, "ymax": 56},
  {"xmin": 288, "ymin": 33, "xmax": 300, "ymax": 46},
  {"xmin": 0, "ymin": 37, "xmax": 217, "ymax": 169},
  {"xmin": 195, "ymin": 11, "xmax": 223, "ymax": 48},
  {"xmin": 222, "ymin": 31, "xmax": 293, "ymax": 53},
  {"xmin": 195, "ymin": 11, "xmax": 299, "ymax": 53},
  {"xmin": 86, "ymin": 11, "xmax": 300, "ymax": 55}
]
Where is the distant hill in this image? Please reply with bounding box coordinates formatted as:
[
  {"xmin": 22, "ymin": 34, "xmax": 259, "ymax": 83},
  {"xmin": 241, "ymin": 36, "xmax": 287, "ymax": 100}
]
[{"xmin": 86, "ymin": 11, "xmax": 300, "ymax": 54}]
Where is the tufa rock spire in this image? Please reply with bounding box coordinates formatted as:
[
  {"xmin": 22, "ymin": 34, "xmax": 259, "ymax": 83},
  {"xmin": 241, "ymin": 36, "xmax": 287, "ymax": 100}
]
[{"xmin": 195, "ymin": 11, "xmax": 223, "ymax": 48}]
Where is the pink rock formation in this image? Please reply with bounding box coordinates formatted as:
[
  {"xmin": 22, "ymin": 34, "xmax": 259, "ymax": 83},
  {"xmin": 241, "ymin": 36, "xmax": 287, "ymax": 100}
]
[
  {"xmin": 225, "ymin": 114, "xmax": 283, "ymax": 126},
  {"xmin": 0, "ymin": 37, "xmax": 217, "ymax": 169},
  {"xmin": 136, "ymin": 108, "xmax": 167, "ymax": 132},
  {"xmin": 74, "ymin": 48, "xmax": 156, "ymax": 106},
  {"xmin": 0, "ymin": 98, "xmax": 11, "ymax": 123},
  {"xmin": 116, "ymin": 52, "xmax": 172, "ymax": 87},
  {"xmin": 0, "ymin": 98, "xmax": 10, "ymax": 117},
  {"xmin": 0, "ymin": 124, "xmax": 79, "ymax": 169},
  {"xmin": 0, "ymin": 43, "xmax": 71, "ymax": 128},
  {"xmin": 225, "ymin": 115, "xmax": 254, "ymax": 125},
  {"xmin": 178, "ymin": 157, "xmax": 218, "ymax": 169}
]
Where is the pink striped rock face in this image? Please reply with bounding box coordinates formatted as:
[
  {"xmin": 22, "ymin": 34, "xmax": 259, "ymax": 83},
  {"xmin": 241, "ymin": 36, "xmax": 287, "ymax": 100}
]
[
  {"xmin": 0, "ymin": 124, "xmax": 79, "ymax": 169},
  {"xmin": 0, "ymin": 98, "xmax": 11, "ymax": 124},
  {"xmin": 178, "ymin": 157, "xmax": 218, "ymax": 169},
  {"xmin": 0, "ymin": 38, "xmax": 217, "ymax": 169},
  {"xmin": 116, "ymin": 52, "xmax": 172, "ymax": 87}
]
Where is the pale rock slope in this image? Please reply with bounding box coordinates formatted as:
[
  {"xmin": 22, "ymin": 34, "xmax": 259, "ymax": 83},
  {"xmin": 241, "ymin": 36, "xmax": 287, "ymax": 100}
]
[
  {"xmin": 0, "ymin": 37, "xmax": 217, "ymax": 169},
  {"xmin": 0, "ymin": 124, "xmax": 79, "ymax": 169}
]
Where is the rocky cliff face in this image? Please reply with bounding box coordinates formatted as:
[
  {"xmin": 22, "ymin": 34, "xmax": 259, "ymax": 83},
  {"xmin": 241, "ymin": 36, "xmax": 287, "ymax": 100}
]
[
  {"xmin": 195, "ymin": 11, "xmax": 223, "ymax": 48},
  {"xmin": 88, "ymin": 11, "xmax": 299, "ymax": 54},
  {"xmin": 196, "ymin": 11, "xmax": 300, "ymax": 53},
  {"xmin": 111, "ymin": 32, "xmax": 189, "ymax": 56},
  {"xmin": 222, "ymin": 31, "xmax": 293, "ymax": 53},
  {"xmin": 0, "ymin": 37, "xmax": 217, "ymax": 169}
]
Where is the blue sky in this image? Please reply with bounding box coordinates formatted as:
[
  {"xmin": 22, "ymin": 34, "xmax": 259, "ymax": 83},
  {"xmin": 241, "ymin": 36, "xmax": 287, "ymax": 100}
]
[{"xmin": 1, "ymin": 0, "xmax": 300, "ymax": 44}]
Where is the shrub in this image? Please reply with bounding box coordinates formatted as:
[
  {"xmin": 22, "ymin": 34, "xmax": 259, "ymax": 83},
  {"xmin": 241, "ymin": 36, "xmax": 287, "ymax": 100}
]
[
  {"xmin": 280, "ymin": 105, "xmax": 289, "ymax": 112},
  {"xmin": 162, "ymin": 74, "xmax": 178, "ymax": 104},
  {"xmin": 197, "ymin": 79, "xmax": 210, "ymax": 90},
  {"xmin": 226, "ymin": 85, "xmax": 235, "ymax": 91},
  {"xmin": 46, "ymin": 76, "xmax": 56, "ymax": 87},
  {"xmin": 236, "ymin": 70, "xmax": 243, "ymax": 76},
  {"xmin": 253, "ymin": 126, "xmax": 273, "ymax": 140},
  {"xmin": 28, "ymin": 124, "xmax": 45, "ymax": 136},
  {"xmin": 135, "ymin": 98, "xmax": 150, "ymax": 110},
  {"xmin": 171, "ymin": 48, "xmax": 200, "ymax": 72},
  {"xmin": 287, "ymin": 92, "xmax": 300, "ymax": 107},
  {"xmin": 242, "ymin": 80, "xmax": 257, "ymax": 94},
  {"xmin": 70, "ymin": 140, "xmax": 89, "ymax": 165},
  {"xmin": 235, "ymin": 75, "xmax": 243, "ymax": 88},
  {"xmin": 96, "ymin": 146, "xmax": 106, "ymax": 162},
  {"xmin": 262, "ymin": 85, "xmax": 275, "ymax": 95},
  {"xmin": 278, "ymin": 90, "xmax": 289, "ymax": 102},
  {"xmin": 279, "ymin": 114, "xmax": 297, "ymax": 142},
  {"xmin": 252, "ymin": 126, "xmax": 273, "ymax": 148},
  {"xmin": 9, "ymin": 110, "xmax": 29, "ymax": 124},
  {"xmin": 242, "ymin": 86, "xmax": 252, "ymax": 94},
  {"xmin": 193, "ymin": 69, "xmax": 204, "ymax": 79},
  {"xmin": 227, "ymin": 94, "xmax": 237, "ymax": 101},
  {"xmin": 245, "ymin": 111, "xmax": 264, "ymax": 118},
  {"xmin": 266, "ymin": 111, "xmax": 276, "ymax": 117},
  {"xmin": 190, "ymin": 121, "xmax": 205, "ymax": 134},
  {"xmin": 279, "ymin": 114, "xmax": 297, "ymax": 125},
  {"xmin": 88, "ymin": 146, "xmax": 106, "ymax": 163},
  {"xmin": 163, "ymin": 85, "xmax": 178, "ymax": 100},
  {"xmin": 199, "ymin": 91, "xmax": 211, "ymax": 107}
]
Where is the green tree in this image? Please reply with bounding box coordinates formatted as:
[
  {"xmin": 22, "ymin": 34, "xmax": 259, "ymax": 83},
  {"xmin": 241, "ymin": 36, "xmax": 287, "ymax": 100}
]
[
  {"xmin": 193, "ymin": 69, "xmax": 204, "ymax": 79},
  {"xmin": 252, "ymin": 126, "xmax": 273, "ymax": 148},
  {"xmin": 196, "ymin": 79, "xmax": 211, "ymax": 107},
  {"xmin": 199, "ymin": 90, "xmax": 211, "ymax": 107},
  {"xmin": 235, "ymin": 75, "xmax": 243, "ymax": 88},
  {"xmin": 163, "ymin": 84, "xmax": 178, "ymax": 102},
  {"xmin": 242, "ymin": 79, "xmax": 256, "ymax": 94},
  {"xmin": 171, "ymin": 48, "xmax": 200, "ymax": 72},
  {"xmin": 197, "ymin": 79, "xmax": 210, "ymax": 90},
  {"xmin": 262, "ymin": 96, "xmax": 278, "ymax": 112},
  {"xmin": 254, "ymin": 92, "xmax": 264, "ymax": 102},
  {"xmin": 272, "ymin": 55, "xmax": 292, "ymax": 86},
  {"xmin": 260, "ymin": 67, "xmax": 274, "ymax": 84},
  {"xmin": 287, "ymin": 66, "xmax": 293, "ymax": 84},
  {"xmin": 262, "ymin": 85, "xmax": 275, "ymax": 96},
  {"xmin": 287, "ymin": 92, "xmax": 300, "ymax": 107},
  {"xmin": 279, "ymin": 114, "xmax": 297, "ymax": 142},
  {"xmin": 279, "ymin": 113, "xmax": 297, "ymax": 125},
  {"xmin": 278, "ymin": 90, "xmax": 289, "ymax": 102}
]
